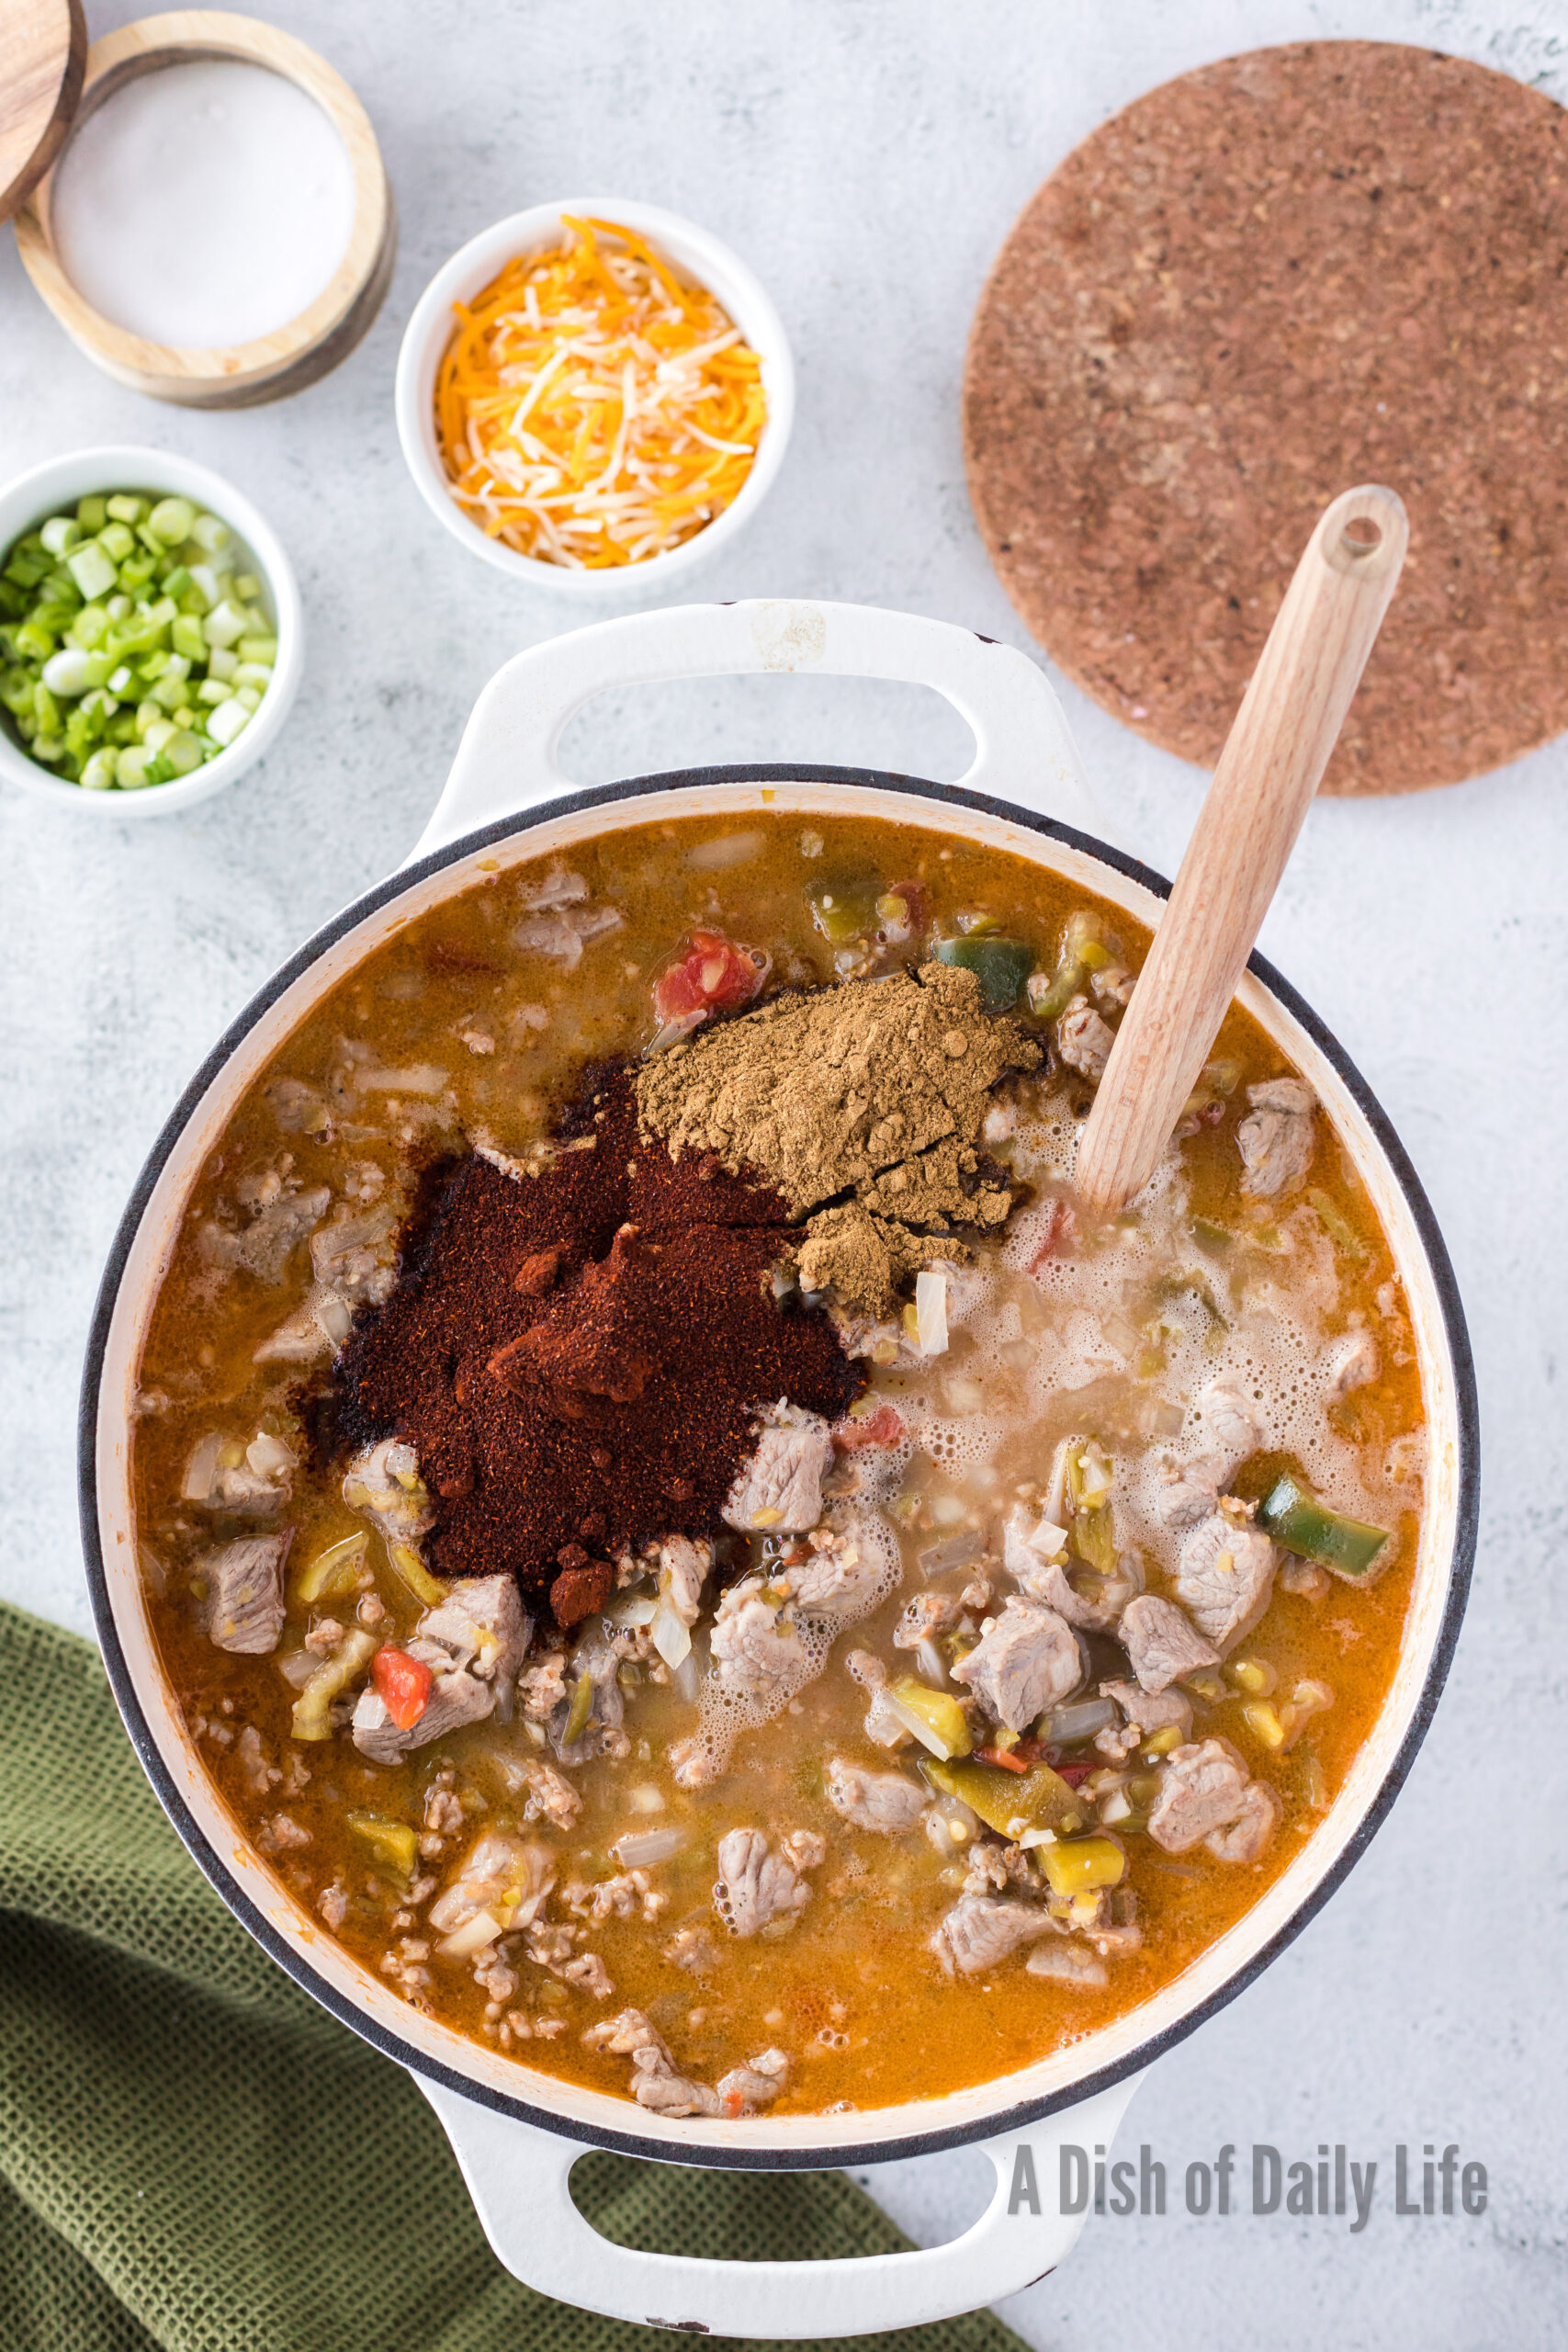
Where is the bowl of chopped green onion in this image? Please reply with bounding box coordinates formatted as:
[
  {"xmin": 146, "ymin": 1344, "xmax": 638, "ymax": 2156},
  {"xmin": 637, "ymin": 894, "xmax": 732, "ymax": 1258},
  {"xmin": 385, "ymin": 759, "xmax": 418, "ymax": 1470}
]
[{"xmin": 0, "ymin": 447, "xmax": 301, "ymax": 815}]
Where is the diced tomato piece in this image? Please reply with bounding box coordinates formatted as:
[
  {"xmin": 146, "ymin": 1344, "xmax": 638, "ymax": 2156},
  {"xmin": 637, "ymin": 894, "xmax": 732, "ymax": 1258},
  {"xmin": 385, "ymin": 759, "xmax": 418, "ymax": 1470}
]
[
  {"xmin": 372, "ymin": 1645, "xmax": 432, "ymax": 1730},
  {"xmin": 832, "ymin": 1403, "xmax": 906, "ymax": 1452},
  {"xmin": 652, "ymin": 930, "xmax": 766, "ymax": 1025},
  {"xmin": 1054, "ymin": 1760, "xmax": 1095, "ymax": 1787},
  {"xmin": 974, "ymin": 1745, "xmax": 1031, "ymax": 1773}
]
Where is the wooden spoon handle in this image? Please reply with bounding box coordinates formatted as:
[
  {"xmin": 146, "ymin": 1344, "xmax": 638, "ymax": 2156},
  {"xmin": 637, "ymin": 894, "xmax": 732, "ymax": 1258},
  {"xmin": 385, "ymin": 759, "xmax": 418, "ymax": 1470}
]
[{"xmin": 1073, "ymin": 483, "xmax": 1408, "ymax": 1215}]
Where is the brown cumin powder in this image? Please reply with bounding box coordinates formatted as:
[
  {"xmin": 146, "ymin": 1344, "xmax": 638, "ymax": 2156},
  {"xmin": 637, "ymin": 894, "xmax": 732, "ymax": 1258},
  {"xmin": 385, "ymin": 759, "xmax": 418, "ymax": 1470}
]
[{"xmin": 635, "ymin": 962, "xmax": 1041, "ymax": 1313}]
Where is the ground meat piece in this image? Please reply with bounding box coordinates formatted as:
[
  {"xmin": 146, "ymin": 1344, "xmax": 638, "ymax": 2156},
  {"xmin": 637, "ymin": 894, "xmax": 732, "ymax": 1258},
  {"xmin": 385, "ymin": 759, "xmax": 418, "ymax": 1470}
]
[
  {"xmin": 669, "ymin": 1735, "xmax": 721, "ymax": 1791},
  {"xmin": 235, "ymin": 1724, "xmax": 279, "ymax": 1795},
  {"xmin": 1027, "ymin": 1942, "xmax": 1110, "ymax": 1986},
  {"xmin": 1090, "ymin": 964, "xmax": 1135, "ymax": 1010},
  {"xmin": 516, "ymin": 1760, "xmax": 581, "ymax": 1831},
  {"xmin": 952, "ymin": 1597, "xmax": 1080, "ymax": 1732},
  {"xmin": 931, "ymin": 1893, "xmax": 1057, "ymax": 1975},
  {"xmin": 265, "ymin": 1812, "xmax": 311, "ymax": 1850},
  {"xmin": 664, "ymin": 1924, "xmax": 717, "ymax": 1973},
  {"xmin": 963, "ymin": 1840, "xmax": 1030, "ymax": 1896},
  {"xmin": 203, "ymin": 1535, "xmax": 288, "ymax": 1656},
  {"xmin": 1146, "ymin": 1739, "xmax": 1277, "ymax": 1860},
  {"xmin": 713, "ymin": 1827, "xmax": 814, "ymax": 1936},
  {"xmin": 716, "ymin": 2048, "xmax": 791, "ymax": 2111},
  {"xmin": 1176, "ymin": 1509, "xmax": 1279, "ymax": 1652},
  {"xmin": 1119, "ymin": 1595, "xmax": 1220, "ymax": 1693},
  {"xmin": 310, "ymin": 1203, "xmax": 399, "ymax": 1306},
  {"xmin": 318, "ymin": 1882, "xmax": 348, "ymax": 1929},
  {"xmin": 582, "ymin": 2009, "xmax": 722, "ymax": 2118},
  {"xmin": 567, "ymin": 1871, "xmax": 662, "ymax": 1925},
  {"xmin": 520, "ymin": 1652, "xmax": 569, "ymax": 1722},
  {"xmin": 709, "ymin": 1577, "xmax": 806, "ymax": 1706},
  {"xmin": 722, "ymin": 1402, "xmax": 835, "ymax": 1533},
  {"xmin": 825, "ymin": 1758, "xmax": 928, "ymax": 1834},
  {"xmin": 1236, "ymin": 1078, "xmax": 1317, "ymax": 1198},
  {"xmin": 563, "ymin": 1952, "xmax": 615, "ymax": 1999},
  {"xmin": 200, "ymin": 1180, "xmax": 330, "ymax": 1283},
  {"xmin": 1055, "ymin": 996, "xmax": 1116, "ymax": 1081},
  {"xmin": 893, "ymin": 1590, "xmax": 962, "ymax": 1648}
]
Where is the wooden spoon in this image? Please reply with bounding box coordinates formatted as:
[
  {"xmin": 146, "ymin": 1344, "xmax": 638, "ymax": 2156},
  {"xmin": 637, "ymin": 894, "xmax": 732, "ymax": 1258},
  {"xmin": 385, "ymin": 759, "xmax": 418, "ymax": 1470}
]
[{"xmin": 1073, "ymin": 483, "xmax": 1408, "ymax": 1215}]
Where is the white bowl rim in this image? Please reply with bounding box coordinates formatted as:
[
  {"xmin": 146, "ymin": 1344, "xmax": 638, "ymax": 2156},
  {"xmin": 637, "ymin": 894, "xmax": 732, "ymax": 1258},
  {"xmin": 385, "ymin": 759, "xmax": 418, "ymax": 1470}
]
[
  {"xmin": 393, "ymin": 198, "xmax": 795, "ymax": 595},
  {"xmin": 0, "ymin": 443, "xmax": 302, "ymax": 818},
  {"xmin": 80, "ymin": 765, "xmax": 1479, "ymax": 2169}
]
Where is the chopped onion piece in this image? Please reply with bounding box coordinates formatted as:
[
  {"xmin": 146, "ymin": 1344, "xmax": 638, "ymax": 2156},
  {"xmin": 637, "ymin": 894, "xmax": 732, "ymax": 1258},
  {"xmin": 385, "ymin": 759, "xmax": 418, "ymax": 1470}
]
[
  {"xmin": 651, "ymin": 1595, "xmax": 692, "ymax": 1668},
  {"xmin": 611, "ymin": 1826, "xmax": 686, "ymax": 1868},
  {"xmin": 436, "ymin": 1907, "xmax": 504, "ymax": 1959},
  {"xmin": 605, "ymin": 1594, "xmax": 657, "ymax": 1628},
  {"xmin": 181, "ymin": 1432, "xmax": 221, "ymax": 1503},
  {"xmin": 915, "ymin": 1270, "xmax": 949, "ymax": 1357}
]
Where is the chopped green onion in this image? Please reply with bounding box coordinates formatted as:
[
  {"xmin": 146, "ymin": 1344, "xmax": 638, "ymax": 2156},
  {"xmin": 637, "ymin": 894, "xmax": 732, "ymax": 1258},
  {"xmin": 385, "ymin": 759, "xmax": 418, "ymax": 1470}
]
[{"xmin": 1, "ymin": 491, "xmax": 275, "ymax": 788}]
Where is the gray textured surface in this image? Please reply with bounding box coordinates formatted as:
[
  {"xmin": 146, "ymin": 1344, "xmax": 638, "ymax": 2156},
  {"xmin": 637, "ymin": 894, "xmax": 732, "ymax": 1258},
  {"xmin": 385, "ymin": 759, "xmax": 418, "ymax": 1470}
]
[{"xmin": 3, "ymin": 2, "xmax": 1563, "ymax": 2343}]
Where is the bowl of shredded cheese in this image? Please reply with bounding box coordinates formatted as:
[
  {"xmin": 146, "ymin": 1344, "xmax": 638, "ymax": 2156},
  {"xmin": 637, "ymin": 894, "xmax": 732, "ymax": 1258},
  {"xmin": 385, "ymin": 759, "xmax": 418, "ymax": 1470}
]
[{"xmin": 396, "ymin": 202, "xmax": 794, "ymax": 590}]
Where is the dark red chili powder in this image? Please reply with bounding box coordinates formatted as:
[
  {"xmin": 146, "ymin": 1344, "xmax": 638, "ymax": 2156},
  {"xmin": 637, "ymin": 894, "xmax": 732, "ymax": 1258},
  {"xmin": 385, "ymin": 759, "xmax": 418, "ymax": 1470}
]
[{"xmin": 338, "ymin": 1067, "xmax": 863, "ymax": 1626}]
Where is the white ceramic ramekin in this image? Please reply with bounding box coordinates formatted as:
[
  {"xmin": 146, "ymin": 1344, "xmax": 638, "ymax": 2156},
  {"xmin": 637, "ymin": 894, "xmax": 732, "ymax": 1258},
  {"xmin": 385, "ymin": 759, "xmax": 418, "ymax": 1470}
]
[
  {"xmin": 394, "ymin": 199, "xmax": 795, "ymax": 594},
  {"xmin": 0, "ymin": 446, "xmax": 302, "ymax": 819}
]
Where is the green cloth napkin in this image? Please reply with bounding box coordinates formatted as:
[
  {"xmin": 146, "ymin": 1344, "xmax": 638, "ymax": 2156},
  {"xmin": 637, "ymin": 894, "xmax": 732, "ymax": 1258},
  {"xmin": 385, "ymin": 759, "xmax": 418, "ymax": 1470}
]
[{"xmin": 0, "ymin": 1601, "xmax": 1029, "ymax": 2352}]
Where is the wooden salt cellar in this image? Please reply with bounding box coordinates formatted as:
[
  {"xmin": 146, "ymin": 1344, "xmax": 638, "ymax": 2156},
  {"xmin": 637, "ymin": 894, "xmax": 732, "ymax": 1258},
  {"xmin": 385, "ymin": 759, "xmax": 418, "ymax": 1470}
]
[{"xmin": 8, "ymin": 7, "xmax": 394, "ymax": 407}]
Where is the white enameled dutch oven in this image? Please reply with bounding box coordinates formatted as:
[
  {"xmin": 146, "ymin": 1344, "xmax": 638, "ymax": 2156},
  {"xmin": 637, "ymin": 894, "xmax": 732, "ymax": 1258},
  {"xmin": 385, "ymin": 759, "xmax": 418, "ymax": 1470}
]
[{"xmin": 82, "ymin": 602, "xmax": 1478, "ymax": 2338}]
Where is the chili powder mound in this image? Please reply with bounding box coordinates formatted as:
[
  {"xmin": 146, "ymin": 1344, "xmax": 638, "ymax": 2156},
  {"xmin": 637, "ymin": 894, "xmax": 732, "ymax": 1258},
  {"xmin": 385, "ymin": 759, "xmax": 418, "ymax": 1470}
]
[{"xmin": 337, "ymin": 1069, "xmax": 862, "ymax": 1625}]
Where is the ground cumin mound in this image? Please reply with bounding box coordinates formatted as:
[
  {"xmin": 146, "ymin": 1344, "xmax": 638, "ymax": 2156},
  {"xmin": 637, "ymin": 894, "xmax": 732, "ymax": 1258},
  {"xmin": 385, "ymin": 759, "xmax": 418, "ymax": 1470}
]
[
  {"xmin": 337, "ymin": 1069, "xmax": 861, "ymax": 1626},
  {"xmin": 636, "ymin": 962, "xmax": 1041, "ymax": 1313}
]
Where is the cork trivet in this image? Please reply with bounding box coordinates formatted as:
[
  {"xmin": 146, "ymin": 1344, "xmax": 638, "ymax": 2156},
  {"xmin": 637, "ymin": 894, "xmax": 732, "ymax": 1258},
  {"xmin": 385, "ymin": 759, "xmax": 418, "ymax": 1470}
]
[{"xmin": 964, "ymin": 41, "xmax": 1568, "ymax": 793}]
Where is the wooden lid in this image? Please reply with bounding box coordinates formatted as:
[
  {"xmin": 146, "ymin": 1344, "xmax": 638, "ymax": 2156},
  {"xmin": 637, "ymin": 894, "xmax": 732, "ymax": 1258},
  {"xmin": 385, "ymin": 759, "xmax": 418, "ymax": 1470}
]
[
  {"xmin": 964, "ymin": 42, "xmax": 1568, "ymax": 794},
  {"xmin": 0, "ymin": 0, "xmax": 85, "ymax": 223}
]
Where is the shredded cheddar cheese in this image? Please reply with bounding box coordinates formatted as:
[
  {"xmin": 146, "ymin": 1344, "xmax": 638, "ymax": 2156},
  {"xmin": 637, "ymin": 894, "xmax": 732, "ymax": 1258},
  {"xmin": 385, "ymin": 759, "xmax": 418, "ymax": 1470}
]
[{"xmin": 434, "ymin": 218, "xmax": 768, "ymax": 569}]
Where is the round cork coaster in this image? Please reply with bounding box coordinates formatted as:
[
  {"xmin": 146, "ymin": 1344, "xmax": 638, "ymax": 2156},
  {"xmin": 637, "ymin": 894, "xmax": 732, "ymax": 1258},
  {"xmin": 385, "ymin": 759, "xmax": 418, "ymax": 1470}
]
[{"xmin": 964, "ymin": 42, "xmax": 1568, "ymax": 793}]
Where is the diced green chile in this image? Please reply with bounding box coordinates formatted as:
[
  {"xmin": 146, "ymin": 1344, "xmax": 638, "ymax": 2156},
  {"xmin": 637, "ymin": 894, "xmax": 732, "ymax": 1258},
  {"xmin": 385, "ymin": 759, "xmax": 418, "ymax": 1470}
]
[
  {"xmin": 932, "ymin": 934, "xmax": 1032, "ymax": 1012},
  {"xmin": 922, "ymin": 1755, "xmax": 1087, "ymax": 1837},
  {"xmin": 1258, "ymin": 1474, "xmax": 1390, "ymax": 1577}
]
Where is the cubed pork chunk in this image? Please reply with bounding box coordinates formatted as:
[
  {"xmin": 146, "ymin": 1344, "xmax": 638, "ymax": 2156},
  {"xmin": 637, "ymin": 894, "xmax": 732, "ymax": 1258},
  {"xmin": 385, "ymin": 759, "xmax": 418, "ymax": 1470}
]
[
  {"xmin": 1236, "ymin": 1078, "xmax": 1317, "ymax": 1198},
  {"xmin": 203, "ymin": 1534, "xmax": 288, "ymax": 1654},
  {"xmin": 894, "ymin": 1589, "xmax": 963, "ymax": 1648},
  {"xmin": 825, "ymin": 1758, "xmax": 928, "ymax": 1835},
  {"xmin": 351, "ymin": 1666, "xmax": 493, "ymax": 1764},
  {"xmin": 1119, "ymin": 1595, "xmax": 1220, "ymax": 1693},
  {"xmin": 713, "ymin": 1827, "xmax": 815, "ymax": 1936},
  {"xmin": 1176, "ymin": 1510, "xmax": 1279, "ymax": 1652},
  {"xmin": 1055, "ymin": 996, "xmax": 1116, "ymax": 1082},
  {"xmin": 310, "ymin": 1203, "xmax": 399, "ymax": 1306},
  {"xmin": 417, "ymin": 1574, "xmax": 528, "ymax": 1687},
  {"xmin": 1204, "ymin": 1778, "xmax": 1282, "ymax": 1861},
  {"xmin": 723, "ymin": 1402, "xmax": 835, "ymax": 1533},
  {"xmin": 1100, "ymin": 1679, "xmax": 1193, "ymax": 1742},
  {"xmin": 1146, "ymin": 1738, "xmax": 1278, "ymax": 1863},
  {"xmin": 931, "ymin": 1893, "xmax": 1057, "ymax": 1975},
  {"xmin": 778, "ymin": 1510, "xmax": 895, "ymax": 1615},
  {"xmin": 1154, "ymin": 1379, "xmax": 1267, "ymax": 1528},
  {"xmin": 709, "ymin": 1578, "xmax": 806, "ymax": 1707},
  {"xmin": 199, "ymin": 1181, "xmax": 331, "ymax": 1283},
  {"xmin": 952, "ymin": 1598, "xmax": 1080, "ymax": 1733}
]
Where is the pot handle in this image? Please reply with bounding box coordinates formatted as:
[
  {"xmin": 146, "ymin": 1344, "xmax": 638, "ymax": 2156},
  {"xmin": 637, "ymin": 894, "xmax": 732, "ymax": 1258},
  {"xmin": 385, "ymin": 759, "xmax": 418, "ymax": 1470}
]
[
  {"xmin": 410, "ymin": 599, "xmax": 1108, "ymax": 860},
  {"xmin": 416, "ymin": 2068, "xmax": 1145, "ymax": 2338}
]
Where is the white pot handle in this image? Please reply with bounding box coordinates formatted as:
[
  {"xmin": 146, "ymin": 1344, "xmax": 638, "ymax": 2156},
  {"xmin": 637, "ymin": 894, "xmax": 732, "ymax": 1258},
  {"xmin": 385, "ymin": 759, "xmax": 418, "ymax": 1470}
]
[
  {"xmin": 411, "ymin": 599, "xmax": 1108, "ymax": 860},
  {"xmin": 418, "ymin": 2070, "xmax": 1145, "ymax": 2339}
]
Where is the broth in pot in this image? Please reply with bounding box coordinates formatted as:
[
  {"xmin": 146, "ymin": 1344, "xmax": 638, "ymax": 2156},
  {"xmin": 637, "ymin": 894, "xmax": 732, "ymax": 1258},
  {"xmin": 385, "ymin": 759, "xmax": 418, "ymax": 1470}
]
[{"xmin": 130, "ymin": 810, "xmax": 1425, "ymax": 2120}]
